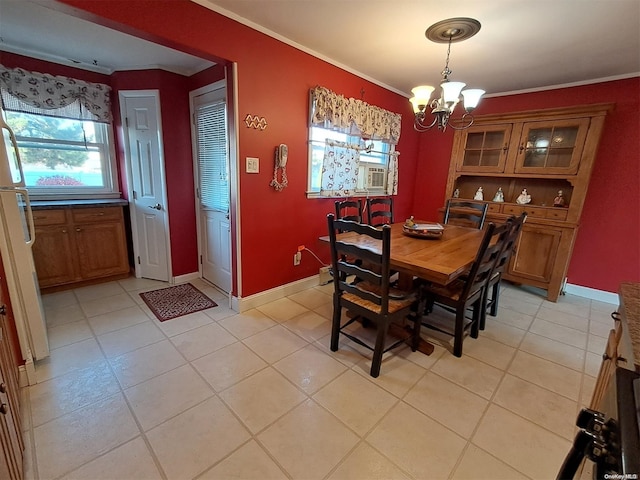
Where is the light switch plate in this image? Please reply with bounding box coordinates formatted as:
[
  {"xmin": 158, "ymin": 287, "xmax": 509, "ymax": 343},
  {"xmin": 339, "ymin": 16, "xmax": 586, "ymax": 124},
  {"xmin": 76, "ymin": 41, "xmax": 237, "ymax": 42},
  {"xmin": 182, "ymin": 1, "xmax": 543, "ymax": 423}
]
[{"xmin": 246, "ymin": 157, "xmax": 259, "ymax": 173}]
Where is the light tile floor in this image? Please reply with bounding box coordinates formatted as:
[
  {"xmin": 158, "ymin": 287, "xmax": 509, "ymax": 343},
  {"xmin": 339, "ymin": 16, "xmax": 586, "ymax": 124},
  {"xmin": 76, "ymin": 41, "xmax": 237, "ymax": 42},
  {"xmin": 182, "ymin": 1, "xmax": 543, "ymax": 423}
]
[{"xmin": 20, "ymin": 278, "xmax": 617, "ymax": 479}]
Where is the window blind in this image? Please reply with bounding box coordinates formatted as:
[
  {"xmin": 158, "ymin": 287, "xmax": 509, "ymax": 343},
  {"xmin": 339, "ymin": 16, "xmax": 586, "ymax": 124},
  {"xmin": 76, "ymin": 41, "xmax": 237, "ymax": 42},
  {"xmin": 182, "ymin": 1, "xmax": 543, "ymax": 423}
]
[{"xmin": 195, "ymin": 100, "xmax": 228, "ymax": 211}]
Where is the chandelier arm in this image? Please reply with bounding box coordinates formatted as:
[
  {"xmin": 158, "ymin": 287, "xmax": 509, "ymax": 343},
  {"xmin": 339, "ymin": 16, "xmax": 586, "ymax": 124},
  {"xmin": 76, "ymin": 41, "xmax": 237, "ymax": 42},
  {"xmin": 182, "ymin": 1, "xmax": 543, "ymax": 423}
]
[
  {"xmin": 447, "ymin": 113, "xmax": 475, "ymax": 130},
  {"xmin": 413, "ymin": 114, "xmax": 439, "ymax": 132}
]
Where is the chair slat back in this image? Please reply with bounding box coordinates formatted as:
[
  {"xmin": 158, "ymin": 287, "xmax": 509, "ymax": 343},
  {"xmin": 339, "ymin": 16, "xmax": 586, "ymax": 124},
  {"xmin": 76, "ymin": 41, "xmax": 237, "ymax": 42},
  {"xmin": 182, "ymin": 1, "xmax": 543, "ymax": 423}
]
[
  {"xmin": 327, "ymin": 214, "xmax": 391, "ymax": 314},
  {"xmin": 493, "ymin": 213, "xmax": 527, "ymax": 275},
  {"xmin": 367, "ymin": 197, "xmax": 394, "ymax": 226},
  {"xmin": 444, "ymin": 199, "xmax": 488, "ymax": 229},
  {"xmin": 335, "ymin": 199, "xmax": 363, "ymax": 224},
  {"xmin": 461, "ymin": 222, "xmax": 511, "ymax": 299}
]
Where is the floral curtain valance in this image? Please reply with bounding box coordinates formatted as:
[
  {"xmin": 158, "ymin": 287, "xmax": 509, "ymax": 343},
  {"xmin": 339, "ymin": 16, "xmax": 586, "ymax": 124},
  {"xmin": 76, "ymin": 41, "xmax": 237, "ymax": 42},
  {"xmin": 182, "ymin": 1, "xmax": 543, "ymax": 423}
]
[
  {"xmin": 0, "ymin": 65, "xmax": 112, "ymax": 123},
  {"xmin": 310, "ymin": 86, "xmax": 401, "ymax": 145}
]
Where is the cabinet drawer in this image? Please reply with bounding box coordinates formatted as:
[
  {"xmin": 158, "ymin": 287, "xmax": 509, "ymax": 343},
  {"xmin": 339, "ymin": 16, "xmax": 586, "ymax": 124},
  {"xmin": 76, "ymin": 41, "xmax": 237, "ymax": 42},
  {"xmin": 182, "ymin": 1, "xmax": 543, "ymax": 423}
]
[
  {"xmin": 32, "ymin": 209, "xmax": 67, "ymax": 226},
  {"xmin": 72, "ymin": 207, "xmax": 122, "ymax": 223},
  {"xmin": 502, "ymin": 205, "xmax": 526, "ymax": 215},
  {"xmin": 523, "ymin": 206, "xmax": 547, "ymax": 218},
  {"xmin": 487, "ymin": 203, "xmax": 501, "ymax": 213},
  {"xmin": 547, "ymin": 209, "xmax": 568, "ymax": 221}
]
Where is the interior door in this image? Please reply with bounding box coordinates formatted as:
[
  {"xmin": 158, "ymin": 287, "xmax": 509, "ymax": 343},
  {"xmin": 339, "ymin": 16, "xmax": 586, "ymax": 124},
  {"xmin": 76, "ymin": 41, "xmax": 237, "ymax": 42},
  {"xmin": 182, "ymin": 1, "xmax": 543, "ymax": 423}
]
[
  {"xmin": 120, "ymin": 92, "xmax": 170, "ymax": 281},
  {"xmin": 192, "ymin": 85, "xmax": 231, "ymax": 292}
]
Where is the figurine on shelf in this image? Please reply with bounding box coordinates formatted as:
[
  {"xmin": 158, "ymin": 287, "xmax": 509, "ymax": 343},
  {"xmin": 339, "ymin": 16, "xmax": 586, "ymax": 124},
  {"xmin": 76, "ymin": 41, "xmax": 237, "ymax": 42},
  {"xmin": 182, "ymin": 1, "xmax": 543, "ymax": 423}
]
[
  {"xmin": 474, "ymin": 187, "xmax": 484, "ymax": 201},
  {"xmin": 493, "ymin": 187, "xmax": 504, "ymax": 202},
  {"xmin": 553, "ymin": 190, "xmax": 566, "ymax": 207},
  {"xmin": 516, "ymin": 188, "xmax": 531, "ymax": 205},
  {"xmin": 452, "ymin": 188, "xmax": 460, "ymax": 198}
]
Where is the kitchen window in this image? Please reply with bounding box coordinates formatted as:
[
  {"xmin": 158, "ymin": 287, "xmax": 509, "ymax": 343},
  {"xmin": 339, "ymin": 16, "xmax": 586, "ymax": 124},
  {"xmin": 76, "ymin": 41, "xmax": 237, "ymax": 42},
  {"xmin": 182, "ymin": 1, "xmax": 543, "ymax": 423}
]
[
  {"xmin": 0, "ymin": 64, "xmax": 117, "ymax": 198},
  {"xmin": 4, "ymin": 111, "xmax": 116, "ymax": 195}
]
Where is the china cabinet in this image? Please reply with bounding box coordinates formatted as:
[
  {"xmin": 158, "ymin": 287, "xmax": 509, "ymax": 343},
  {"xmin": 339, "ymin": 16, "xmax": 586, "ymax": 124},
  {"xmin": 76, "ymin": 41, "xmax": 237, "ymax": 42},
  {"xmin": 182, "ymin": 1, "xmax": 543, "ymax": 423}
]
[{"xmin": 444, "ymin": 103, "xmax": 613, "ymax": 301}]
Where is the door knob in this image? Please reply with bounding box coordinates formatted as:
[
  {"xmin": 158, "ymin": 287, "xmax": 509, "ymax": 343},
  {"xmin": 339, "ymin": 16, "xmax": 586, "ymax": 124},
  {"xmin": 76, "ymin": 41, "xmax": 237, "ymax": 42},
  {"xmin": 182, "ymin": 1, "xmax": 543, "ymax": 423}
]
[
  {"xmin": 148, "ymin": 204, "xmax": 162, "ymax": 211},
  {"xmin": 0, "ymin": 404, "xmax": 7, "ymax": 415},
  {"xmin": 0, "ymin": 383, "xmax": 6, "ymax": 393}
]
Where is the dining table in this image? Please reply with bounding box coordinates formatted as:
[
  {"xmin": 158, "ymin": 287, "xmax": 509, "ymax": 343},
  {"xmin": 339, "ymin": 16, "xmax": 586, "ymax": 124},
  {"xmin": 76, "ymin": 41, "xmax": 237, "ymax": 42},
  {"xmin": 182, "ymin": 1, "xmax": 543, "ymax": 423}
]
[{"xmin": 323, "ymin": 221, "xmax": 486, "ymax": 289}]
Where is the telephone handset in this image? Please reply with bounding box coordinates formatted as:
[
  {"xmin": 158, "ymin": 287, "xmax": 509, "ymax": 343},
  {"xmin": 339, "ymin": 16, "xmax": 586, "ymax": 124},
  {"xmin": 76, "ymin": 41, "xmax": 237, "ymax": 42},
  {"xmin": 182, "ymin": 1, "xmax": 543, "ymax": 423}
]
[
  {"xmin": 270, "ymin": 144, "xmax": 288, "ymax": 191},
  {"xmin": 276, "ymin": 144, "xmax": 288, "ymax": 168}
]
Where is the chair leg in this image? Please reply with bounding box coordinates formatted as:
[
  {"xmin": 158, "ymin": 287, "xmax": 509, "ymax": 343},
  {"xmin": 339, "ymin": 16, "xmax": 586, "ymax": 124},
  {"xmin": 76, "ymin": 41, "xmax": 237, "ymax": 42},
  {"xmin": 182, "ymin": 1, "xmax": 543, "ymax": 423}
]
[
  {"xmin": 370, "ymin": 321, "xmax": 389, "ymax": 378},
  {"xmin": 412, "ymin": 296, "xmax": 427, "ymax": 351},
  {"xmin": 479, "ymin": 287, "xmax": 489, "ymax": 331},
  {"xmin": 453, "ymin": 308, "xmax": 465, "ymax": 357},
  {"xmin": 490, "ymin": 281, "xmax": 500, "ymax": 317},
  {"xmin": 471, "ymin": 301, "xmax": 481, "ymax": 339},
  {"xmin": 330, "ymin": 296, "xmax": 341, "ymax": 352}
]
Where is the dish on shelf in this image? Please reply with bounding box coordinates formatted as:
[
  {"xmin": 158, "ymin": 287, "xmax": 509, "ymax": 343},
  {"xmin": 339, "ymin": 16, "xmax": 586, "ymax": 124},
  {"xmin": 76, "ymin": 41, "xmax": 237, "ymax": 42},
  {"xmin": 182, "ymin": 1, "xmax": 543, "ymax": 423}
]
[{"xmin": 402, "ymin": 223, "xmax": 444, "ymax": 239}]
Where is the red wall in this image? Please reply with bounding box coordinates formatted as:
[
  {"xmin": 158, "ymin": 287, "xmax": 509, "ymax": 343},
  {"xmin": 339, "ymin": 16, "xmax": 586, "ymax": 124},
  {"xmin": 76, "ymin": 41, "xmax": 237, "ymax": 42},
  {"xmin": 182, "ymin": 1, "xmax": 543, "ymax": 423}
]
[
  {"xmin": 49, "ymin": 1, "xmax": 640, "ymax": 296},
  {"xmin": 412, "ymin": 78, "xmax": 640, "ymax": 294}
]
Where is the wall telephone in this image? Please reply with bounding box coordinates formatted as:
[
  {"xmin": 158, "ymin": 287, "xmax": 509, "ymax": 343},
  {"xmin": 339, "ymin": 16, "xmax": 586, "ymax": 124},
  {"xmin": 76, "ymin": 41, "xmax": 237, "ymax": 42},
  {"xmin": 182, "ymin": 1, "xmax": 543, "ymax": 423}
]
[
  {"xmin": 269, "ymin": 143, "xmax": 289, "ymax": 192},
  {"xmin": 276, "ymin": 144, "xmax": 288, "ymax": 168},
  {"xmin": 270, "ymin": 144, "xmax": 288, "ymax": 191}
]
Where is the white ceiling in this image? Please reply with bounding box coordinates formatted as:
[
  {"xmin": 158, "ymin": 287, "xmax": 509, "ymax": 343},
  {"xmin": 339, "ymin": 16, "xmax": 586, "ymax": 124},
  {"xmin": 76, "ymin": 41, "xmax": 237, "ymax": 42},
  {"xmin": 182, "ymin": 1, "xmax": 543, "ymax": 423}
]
[
  {"xmin": 1, "ymin": 0, "xmax": 638, "ymax": 97},
  {"xmin": 0, "ymin": 0, "xmax": 214, "ymax": 76}
]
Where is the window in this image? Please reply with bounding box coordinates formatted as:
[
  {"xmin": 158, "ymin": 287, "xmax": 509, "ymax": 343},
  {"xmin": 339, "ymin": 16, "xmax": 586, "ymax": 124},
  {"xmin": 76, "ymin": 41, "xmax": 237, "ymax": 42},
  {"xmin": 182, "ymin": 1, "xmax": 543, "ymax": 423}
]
[
  {"xmin": 0, "ymin": 64, "xmax": 117, "ymax": 198},
  {"xmin": 307, "ymin": 86, "xmax": 401, "ymax": 198},
  {"xmin": 5, "ymin": 111, "xmax": 117, "ymax": 195},
  {"xmin": 308, "ymin": 126, "xmax": 393, "ymax": 195}
]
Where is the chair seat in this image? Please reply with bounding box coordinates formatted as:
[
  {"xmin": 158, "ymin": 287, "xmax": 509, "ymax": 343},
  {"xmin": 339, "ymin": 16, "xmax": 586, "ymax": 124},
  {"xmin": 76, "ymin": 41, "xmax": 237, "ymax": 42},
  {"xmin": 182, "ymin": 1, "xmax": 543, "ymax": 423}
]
[
  {"xmin": 344, "ymin": 282, "xmax": 416, "ymax": 314},
  {"xmin": 425, "ymin": 279, "xmax": 483, "ymax": 304}
]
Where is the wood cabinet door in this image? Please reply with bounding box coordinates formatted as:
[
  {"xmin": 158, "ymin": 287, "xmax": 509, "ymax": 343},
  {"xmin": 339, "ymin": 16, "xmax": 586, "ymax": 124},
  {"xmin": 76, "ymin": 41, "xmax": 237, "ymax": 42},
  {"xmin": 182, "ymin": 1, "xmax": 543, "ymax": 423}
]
[
  {"xmin": 508, "ymin": 224, "xmax": 562, "ymax": 284},
  {"xmin": 0, "ymin": 328, "xmax": 23, "ymax": 480},
  {"xmin": 513, "ymin": 118, "xmax": 589, "ymax": 175},
  {"xmin": 32, "ymin": 225, "xmax": 77, "ymax": 287},
  {"xmin": 74, "ymin": 222, "xmax": 129, "ymax": 279},
  {"xmin": 454, "ymin": 124, "xmax": 512, "ymax": 173}
]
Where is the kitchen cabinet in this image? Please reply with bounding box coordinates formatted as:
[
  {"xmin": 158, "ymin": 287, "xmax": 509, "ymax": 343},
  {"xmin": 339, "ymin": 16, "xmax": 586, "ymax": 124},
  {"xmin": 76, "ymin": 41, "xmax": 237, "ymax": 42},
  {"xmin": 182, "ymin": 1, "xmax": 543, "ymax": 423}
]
[
  {"xmin": 32, "ymin": 205, "xmax": 130, "ymax": 290},
  {"xmin": 445, "ymin": 103, "xmax": 613, "ymax": 301}
]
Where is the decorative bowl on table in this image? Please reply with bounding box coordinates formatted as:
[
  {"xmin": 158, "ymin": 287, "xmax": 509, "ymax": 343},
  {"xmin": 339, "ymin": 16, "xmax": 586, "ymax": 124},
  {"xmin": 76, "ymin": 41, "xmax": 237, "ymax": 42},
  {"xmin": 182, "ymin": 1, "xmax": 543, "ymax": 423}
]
[{"xmin": 402, "ymin": 222, "xmax": 444, "ymax": 239}]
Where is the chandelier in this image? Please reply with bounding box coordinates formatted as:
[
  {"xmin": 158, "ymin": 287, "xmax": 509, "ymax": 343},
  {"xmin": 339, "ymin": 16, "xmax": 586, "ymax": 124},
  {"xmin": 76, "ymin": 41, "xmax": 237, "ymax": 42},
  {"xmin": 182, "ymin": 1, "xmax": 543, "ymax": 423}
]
[{"xmin": 410, "ymin": 18, "xmax": 485, "ymax": 132}]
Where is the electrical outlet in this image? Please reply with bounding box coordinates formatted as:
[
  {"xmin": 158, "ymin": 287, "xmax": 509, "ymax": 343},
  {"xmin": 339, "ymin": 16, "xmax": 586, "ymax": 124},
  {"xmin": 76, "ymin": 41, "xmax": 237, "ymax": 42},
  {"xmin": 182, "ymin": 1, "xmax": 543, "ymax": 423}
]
[{"xmin": 294, "ymin": 251, "xmax": 302, "ymax": 266}]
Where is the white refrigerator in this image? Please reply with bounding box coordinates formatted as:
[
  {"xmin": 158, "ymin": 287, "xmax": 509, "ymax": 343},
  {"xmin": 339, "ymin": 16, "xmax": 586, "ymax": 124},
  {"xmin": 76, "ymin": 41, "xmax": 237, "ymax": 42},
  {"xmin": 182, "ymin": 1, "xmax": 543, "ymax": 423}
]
[{"xmin": 0, "ymin": 108, "xmax": 49, "ymax": 384}]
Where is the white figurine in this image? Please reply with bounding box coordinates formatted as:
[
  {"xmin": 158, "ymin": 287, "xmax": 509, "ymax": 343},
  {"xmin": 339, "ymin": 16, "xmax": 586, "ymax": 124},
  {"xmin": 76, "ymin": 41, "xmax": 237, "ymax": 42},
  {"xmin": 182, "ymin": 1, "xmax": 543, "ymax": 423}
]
[
  {"xmin": 474, "ymin": 187, "xmax": 484, "ymax": 201},
  {"xmin": 493, "ymin": 187, "xmax": 504, "ymax": 202},
  {"xmin": 516, "ymin": 188, "xmax": 531, "ymax": 205},
  {"xmin": 452, "ymin": 188, "xmax": 460, "ymax": 198}
]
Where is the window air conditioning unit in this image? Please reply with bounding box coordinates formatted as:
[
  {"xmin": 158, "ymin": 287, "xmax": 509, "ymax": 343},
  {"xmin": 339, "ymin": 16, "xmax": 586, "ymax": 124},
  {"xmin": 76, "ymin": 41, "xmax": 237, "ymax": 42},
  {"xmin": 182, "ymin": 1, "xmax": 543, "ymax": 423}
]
[{"xmin": 367, "ymin": 167, "xmax": 385, "ymax": 189}]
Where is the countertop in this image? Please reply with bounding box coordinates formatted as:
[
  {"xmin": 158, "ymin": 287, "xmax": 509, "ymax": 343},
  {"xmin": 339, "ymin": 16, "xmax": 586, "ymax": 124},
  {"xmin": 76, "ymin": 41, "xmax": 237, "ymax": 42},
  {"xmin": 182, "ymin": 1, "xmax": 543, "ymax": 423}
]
[
  {"xmin": 619, "ymin": 282, "xmax": 640, "ymax": 370},
  {"xmin": 30, "ymin": 199, "xmax": 128, "ymax": 210}
]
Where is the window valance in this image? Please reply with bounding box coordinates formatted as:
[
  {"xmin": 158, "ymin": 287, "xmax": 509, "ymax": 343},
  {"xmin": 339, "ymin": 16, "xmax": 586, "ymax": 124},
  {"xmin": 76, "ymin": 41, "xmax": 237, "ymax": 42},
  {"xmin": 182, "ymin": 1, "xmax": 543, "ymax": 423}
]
[
  {"xmin": 0, "ymin": 65, "xmax": 112, "ymax": 123},
  {"xmin": 310, "ymin": 86, "xmax": 401, "ymax": 145}
]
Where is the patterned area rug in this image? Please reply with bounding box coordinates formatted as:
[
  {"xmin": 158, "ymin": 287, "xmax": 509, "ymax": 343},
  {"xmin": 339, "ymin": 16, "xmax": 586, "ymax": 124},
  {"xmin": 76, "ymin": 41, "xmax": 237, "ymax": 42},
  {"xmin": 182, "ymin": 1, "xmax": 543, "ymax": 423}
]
[{"xmin": 139, "ymin": 283, "xmax": 217, "ymax": 322}]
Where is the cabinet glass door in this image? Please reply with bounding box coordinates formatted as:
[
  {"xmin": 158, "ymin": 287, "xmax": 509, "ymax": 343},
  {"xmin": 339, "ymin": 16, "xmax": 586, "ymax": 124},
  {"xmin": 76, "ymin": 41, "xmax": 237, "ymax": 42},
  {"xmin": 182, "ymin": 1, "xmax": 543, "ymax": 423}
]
[
  {"xmin": 456, "ymin": 125, "xmax": 511, "ymax": 173},
  {"xmin": 515, "ymin": 119, "xmax": 588, "ymax": 174}
]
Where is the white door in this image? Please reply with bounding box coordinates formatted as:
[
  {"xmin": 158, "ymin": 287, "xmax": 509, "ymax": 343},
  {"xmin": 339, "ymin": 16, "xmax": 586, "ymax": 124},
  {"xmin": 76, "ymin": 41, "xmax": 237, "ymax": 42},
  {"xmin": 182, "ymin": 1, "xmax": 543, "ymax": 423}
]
[
  {"xmin": 120, "ymin": 91, "xmax": 170, "ymax": 282},
  {"xmin": 191, "ymin": 85, "xmax": 231, "ymax": 292}
]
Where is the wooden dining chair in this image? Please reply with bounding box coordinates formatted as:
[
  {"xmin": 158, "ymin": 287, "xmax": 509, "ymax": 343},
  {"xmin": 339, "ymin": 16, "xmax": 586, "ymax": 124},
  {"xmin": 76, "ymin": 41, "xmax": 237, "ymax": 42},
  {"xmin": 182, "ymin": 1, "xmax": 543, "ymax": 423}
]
[
  {"xmin": 367, "ymin": 197, "xmax": 394, "ymax": 226},
  {"xmin": 420, "ymin": 221, "xmax": 511, "ymax": 357},
  {"xmin": 480, "ymin": 212, "xmax": 527, "ymax": 330},
  {"xmin": 335, "ymin": 199, "xmax": 363, "ymax": 223},
  {"xmin": 327, "ymin": 214, "xmax": 425, "ymax": 377},
  {"xmin": 443, "ymin": 199, "xmax": 488, "ymax": 229}
]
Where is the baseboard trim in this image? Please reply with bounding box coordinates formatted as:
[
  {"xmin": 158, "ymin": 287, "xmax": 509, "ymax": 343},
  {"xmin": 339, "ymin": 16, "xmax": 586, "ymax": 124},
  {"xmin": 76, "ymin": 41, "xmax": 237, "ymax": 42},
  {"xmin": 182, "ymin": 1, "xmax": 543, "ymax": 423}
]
[
  {"xmin": 172, "ymin": 272, "xmax": 200, "ymax": 285},
  {"xmin": 232, "ymin": 275, "xmax": 321, "ymax": 312},
  {"xmin": 565, "ymin": 283, "xmax": 618, "ymax": 304}
]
